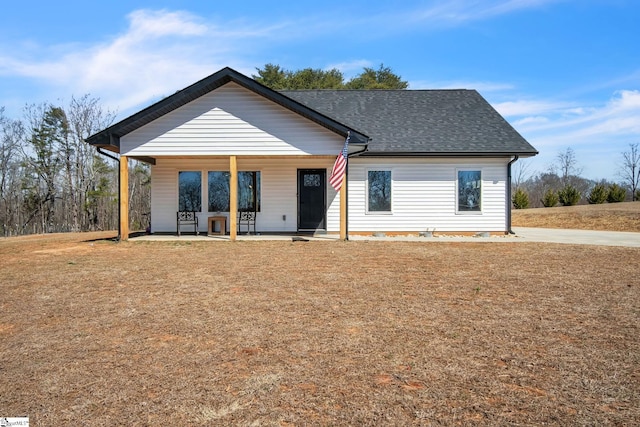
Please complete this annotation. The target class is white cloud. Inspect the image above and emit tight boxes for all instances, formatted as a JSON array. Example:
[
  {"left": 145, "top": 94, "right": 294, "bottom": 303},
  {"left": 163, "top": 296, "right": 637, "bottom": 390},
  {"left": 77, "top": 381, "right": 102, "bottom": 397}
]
[
  {"left": 126, "top": 9, "right": 208, "bottom": 38},
  {"left": 513, "top": 116, "right": 549, "bottom": 126},
  {"left": 289, "top": 0, "right": 565, "bottom": 40},
  {"left": 493, "top": 99, "right": 574, "bottom": 117},
  {"left": 610, "top": 89, "right": 640, "bottom": 111},
  {"left": 501, "top": 90, "right": 640, "bottom": 179},
  {"left": 513, "top": 90, "right": 640, "bottom": 135},
  {"left": 405, "top": 0, "right": 562, "bottom": 26},
  {"left": 564, "top": 90, "right": 640, "bottom": 138},
  {"left": 0, "top": 9, "right": 288, "bottom": 116}
]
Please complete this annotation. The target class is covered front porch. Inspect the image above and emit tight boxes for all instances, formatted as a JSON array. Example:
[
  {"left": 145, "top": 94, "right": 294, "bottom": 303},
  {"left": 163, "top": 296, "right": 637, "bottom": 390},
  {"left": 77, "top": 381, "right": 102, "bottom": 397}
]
[{"left": 119, "top": 154, "right": 349, "bottom": 241}]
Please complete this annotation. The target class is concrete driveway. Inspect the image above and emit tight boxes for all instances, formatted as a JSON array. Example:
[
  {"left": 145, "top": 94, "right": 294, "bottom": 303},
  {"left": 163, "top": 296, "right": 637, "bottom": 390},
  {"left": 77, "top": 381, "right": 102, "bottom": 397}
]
[
  {"left": 512, "top": 227, "right": 640, "bottom": 248},
  {"left": 348, "top": 228, "right": 639, "bottom": 247}
]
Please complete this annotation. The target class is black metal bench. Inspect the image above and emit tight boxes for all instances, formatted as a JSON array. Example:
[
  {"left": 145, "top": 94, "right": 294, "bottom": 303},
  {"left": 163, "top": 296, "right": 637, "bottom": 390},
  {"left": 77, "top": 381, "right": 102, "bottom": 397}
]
[
  {"left": 237, "top": 211, "right": 256, "bottom": 235},
  {"left": 177, "top": 211, "right": 199, "bottom": 236}
]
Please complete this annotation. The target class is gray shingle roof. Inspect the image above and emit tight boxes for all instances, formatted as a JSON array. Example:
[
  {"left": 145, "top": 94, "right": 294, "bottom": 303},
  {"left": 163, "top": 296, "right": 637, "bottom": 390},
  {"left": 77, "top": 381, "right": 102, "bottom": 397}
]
[{"left": 281, "top": 89, "right": 537, "bottom": 157}]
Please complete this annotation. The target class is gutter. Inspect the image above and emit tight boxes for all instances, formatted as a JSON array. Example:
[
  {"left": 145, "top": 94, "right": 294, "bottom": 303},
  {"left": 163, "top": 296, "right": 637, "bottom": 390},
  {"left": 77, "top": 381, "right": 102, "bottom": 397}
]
[
  {"left": 96, "top": 147, "right": 122, "bottom": 241},
  {"left": 358, "top": 151, "right": 537, "bottom": 158},
  {"left": 348, "top": 140, "right": 370, "bottom": 158},
  {"left": 507, "top": 155, "right": 519, "bottom": 234}
]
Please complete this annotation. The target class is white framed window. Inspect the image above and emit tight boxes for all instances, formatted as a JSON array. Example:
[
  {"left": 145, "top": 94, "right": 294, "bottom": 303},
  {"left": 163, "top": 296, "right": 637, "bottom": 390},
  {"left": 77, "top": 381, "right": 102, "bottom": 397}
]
[
  {"left": 367, "top": 169, "right": 392, "bottom": 213},
  {"left": 456, "top": 169, "right": 482, "bottom": 213},
  {"left": 178, "top": 171, "right": 202, "bottom": 212},
  {"left": 207, "top": 171, "right": 261, "bottom": 212}
]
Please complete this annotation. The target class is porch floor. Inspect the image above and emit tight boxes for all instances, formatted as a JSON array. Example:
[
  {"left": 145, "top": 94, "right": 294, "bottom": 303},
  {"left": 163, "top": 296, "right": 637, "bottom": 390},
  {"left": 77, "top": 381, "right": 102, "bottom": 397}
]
[{"left": 129, "top": 232, "right": 341, "bottom": 241}]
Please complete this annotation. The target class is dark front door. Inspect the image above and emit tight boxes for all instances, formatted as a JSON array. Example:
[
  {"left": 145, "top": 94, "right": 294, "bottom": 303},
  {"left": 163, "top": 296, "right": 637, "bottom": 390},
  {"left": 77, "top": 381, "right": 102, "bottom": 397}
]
[{"left": 298, "top": 169, "right": 326, "bottom": 230}]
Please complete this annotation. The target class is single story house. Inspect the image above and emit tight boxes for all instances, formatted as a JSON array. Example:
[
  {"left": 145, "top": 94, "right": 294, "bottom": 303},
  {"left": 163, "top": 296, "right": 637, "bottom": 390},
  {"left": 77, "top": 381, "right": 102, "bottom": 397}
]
[{"left": 86, "top": 67, "right": 537, "bottom": 240}]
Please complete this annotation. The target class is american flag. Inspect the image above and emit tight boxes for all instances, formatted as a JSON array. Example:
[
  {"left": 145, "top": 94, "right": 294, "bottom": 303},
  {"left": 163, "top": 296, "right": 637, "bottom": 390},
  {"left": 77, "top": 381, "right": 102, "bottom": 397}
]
[{"left": 329, "top": 134, "right": 350, "bottom": 191}]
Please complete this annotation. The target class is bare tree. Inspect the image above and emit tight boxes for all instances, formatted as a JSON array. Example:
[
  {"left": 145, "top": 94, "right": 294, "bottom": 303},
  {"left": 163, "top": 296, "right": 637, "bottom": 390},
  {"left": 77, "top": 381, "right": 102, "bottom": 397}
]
[
  {"left": 512, "top": 159, "right": 532, "bottom": 190},
  {"left": 66, "top": 95, "right": 116, "bottom": 230},
  {"left": 129, "top": 161, "right": 151, "bottom": 231},
  {"left": 552, "top": 147, "right": 582, "bottom": 186},
  {"left": 85, "top": 155, "right": 117, "bottom": 231},
  {"left": 618, "top": 142, "right": 640, "bottom": 201},
  {"left": 0, "top": 108, "right": 25, "bottom": 235}
]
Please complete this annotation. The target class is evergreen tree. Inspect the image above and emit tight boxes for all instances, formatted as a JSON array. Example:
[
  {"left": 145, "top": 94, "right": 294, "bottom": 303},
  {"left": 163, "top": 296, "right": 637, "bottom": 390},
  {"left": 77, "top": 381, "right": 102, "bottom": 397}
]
[
  {"left": 607, "top": 183, "right": 626, "bottom": 203},
  {"left": 253, "top": 64, "right": 292, "bottom": 90},
  {"left": 587, "top": 183, "right": 608, "bottom": 204},
  {"left": 22, "top": 104, "right": 68, "bottom": 231},
  {"left": 512, "top": 188, "right": 529, "bottom": 209},
  {"left": 542, "top": 189, "right": 559, "bottom": 207},
  {"left": 344, "top": 64, "right": 408, "bottom": 89},
  {"left": 253, "top": 63, "right": 407, "bottom": 90},
  {"left": 558, "top": 184, "right": 581, "bottom": 206},
  {"left": 287, "top": 68, "right": 344, "bottom": 89}
]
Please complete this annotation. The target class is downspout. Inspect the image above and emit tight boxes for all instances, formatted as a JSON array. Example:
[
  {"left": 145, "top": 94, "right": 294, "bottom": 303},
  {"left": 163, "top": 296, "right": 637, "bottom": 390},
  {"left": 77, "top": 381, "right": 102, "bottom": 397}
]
[
  {"left": 345, "top": 140, "right": 370, "bottom": 240},
  {"left": 507, "top": 155, "right": 519, "bottom": 235},
  {"left": 96, "top": 147, "right": 121, "bottom": 241}
]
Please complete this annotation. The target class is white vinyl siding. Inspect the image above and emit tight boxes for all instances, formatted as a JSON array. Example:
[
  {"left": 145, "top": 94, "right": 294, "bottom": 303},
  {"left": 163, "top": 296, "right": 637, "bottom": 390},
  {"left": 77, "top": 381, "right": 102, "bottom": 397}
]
[
  {"left": 150, "top": 157, "right": 509, "bottom": 234},
  {"left": 121, "top": 82, "right": 341, "bottom": 157},
  {"left": 347, "top": 158, "right": 509, "bottom": 233},
  {"left": 150, "top": 158, "right": 340, "bottom": 234}
]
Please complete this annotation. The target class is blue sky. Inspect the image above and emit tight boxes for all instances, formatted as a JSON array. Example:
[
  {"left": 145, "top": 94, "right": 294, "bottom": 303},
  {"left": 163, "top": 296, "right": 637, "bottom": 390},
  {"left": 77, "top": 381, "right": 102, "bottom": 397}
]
[{"left": 1, "top": 0, "right": 639, "bottom": 181}]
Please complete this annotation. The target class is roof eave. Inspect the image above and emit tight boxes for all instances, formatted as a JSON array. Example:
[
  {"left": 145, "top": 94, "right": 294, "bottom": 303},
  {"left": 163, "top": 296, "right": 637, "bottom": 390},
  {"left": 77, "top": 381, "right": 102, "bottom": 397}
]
[{"left": 356, "top": 150, "right": 539, "bottom": 158}]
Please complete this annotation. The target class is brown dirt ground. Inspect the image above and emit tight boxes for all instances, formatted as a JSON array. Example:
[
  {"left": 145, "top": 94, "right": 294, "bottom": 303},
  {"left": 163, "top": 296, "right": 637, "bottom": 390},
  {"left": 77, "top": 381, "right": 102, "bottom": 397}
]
[
  {"left": 0, "top": 210, "right": 639, "bottom": 425},
  {"left": 512, "top": 201, "right": 640, "bottom": 232}
]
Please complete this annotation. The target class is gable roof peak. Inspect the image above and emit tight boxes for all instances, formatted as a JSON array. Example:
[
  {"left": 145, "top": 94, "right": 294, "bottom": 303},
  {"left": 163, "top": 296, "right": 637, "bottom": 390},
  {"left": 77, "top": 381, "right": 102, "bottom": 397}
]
[{"left": 85, "top": 67, "right": 367, "bottom": 150}]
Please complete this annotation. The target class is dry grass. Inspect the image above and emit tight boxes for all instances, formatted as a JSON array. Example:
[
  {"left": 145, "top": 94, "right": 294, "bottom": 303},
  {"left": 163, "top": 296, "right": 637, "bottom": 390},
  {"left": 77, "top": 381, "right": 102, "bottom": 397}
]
[
  {"left": 513, "top": 201, "right": 640, "bottom": 232},
  {"left": 1, "top": 208, "right": 639, "bottom": 425}
]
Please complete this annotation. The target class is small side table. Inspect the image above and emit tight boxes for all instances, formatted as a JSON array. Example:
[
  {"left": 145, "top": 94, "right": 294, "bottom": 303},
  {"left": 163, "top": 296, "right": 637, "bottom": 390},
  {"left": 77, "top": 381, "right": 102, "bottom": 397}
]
[{"left": 207, "top": 216, "right": 226, "bottom": 236}]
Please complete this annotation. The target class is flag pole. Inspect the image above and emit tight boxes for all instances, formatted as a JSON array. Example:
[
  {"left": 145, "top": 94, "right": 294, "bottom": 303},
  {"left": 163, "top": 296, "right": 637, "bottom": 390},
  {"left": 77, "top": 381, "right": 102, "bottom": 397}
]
[
  {"left": 340, "top": 131, "right": 350, "bottom": 240},
  {"left": 345, "top": 152, "right": 349, "bottom": 240},
  {"left": 340, "top": 172, "right": 347, "bottom": 240},
  {"left": 329, "top": 131, "right": 350, "bottom": 241}
]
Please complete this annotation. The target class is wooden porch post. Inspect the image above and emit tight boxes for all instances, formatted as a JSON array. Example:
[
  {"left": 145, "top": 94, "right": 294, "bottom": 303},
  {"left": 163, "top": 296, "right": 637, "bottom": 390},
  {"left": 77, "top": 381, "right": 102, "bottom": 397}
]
[
  {"left": 340, "top": 174, "right": 347, "bottom": 240},
  {"left": 229, "top": 155, "right": 238, "bottom": 241},
  {"left": 119, "top": 155, "right": 129, "bottom": 241}
]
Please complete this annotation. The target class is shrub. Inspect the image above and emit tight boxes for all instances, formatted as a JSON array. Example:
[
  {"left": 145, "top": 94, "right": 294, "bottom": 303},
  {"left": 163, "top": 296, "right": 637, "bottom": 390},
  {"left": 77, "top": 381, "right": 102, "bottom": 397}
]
[
  {"left": 587, "top": 183, "right": 608, "bottom": 204},
  {"left": 512, "top": 188, "right": 529, "bottom": 209},
  {"left": 607, "top": 184, "right": 626, "bottom": 203},
  {"left": 541, "top": 189, "right": 559, "bottom": 207},
  {"left": 558, "top": 184, "right": 581, "bottom": 206}
]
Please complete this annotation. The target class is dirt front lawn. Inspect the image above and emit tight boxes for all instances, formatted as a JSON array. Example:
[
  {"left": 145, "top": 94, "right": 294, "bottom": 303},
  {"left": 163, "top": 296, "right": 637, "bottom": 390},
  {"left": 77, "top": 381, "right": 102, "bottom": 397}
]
[{"left": 1, "top": 232, "right": 639, "bottom": 425}]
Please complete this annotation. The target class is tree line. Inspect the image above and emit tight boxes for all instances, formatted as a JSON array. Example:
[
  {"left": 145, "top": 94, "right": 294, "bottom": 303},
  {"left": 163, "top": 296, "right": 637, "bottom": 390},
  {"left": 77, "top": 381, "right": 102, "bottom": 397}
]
[
  {"left": 512, "top": 146, "right": 640, "bottom": 209},
  {"left": 0, "top": 96, "right": 150, "bottom": 236},
  {"left": 252, "top": 63, "right": 408, "bottom": 90}
]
